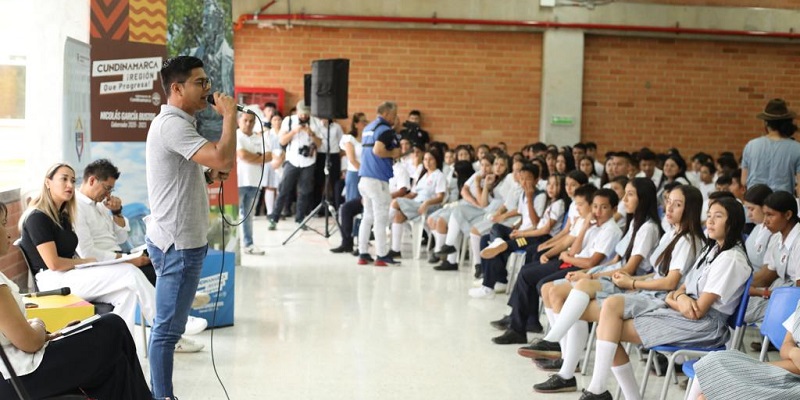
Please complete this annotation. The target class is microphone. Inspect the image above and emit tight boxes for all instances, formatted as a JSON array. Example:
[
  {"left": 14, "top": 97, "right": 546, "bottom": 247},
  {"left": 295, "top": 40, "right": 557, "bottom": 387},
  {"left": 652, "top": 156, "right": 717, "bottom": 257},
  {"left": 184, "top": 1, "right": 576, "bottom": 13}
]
[
  {"left": 24, "top": 287, "right": 71, "bottom": 298},
  {"left": 206, "top": 95, "right": 255, "bottom": 115}
]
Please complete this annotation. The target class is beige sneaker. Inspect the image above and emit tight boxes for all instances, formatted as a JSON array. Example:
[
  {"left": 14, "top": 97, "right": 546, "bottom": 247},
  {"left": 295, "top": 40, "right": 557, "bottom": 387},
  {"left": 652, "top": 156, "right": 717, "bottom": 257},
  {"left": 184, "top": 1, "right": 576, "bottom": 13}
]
[
  {"left": 175, "top": 336, "right": 204, "bottom": 353},
  {"left": 191, "top": 292, "right": 211, "bottom": 309}
]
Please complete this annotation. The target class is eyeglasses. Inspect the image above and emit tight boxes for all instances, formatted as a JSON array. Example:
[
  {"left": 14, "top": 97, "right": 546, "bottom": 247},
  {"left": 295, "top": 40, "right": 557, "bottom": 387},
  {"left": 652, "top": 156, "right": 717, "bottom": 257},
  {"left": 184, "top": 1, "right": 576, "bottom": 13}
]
[
  {"left": 101, "top": 183, "right": 115, "bottom": 193},
  {"left": 178, "top": 78, "right": 212, "bottom": 90}
]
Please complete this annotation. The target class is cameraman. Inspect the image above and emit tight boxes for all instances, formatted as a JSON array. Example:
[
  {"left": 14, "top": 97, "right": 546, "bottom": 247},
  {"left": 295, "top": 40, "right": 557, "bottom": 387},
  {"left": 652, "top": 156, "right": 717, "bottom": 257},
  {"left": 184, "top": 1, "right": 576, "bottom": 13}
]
[
  {"left": 399, "top": 110, "right": 430, "bottom": 147},
  {"left": 268, "top": 100, "right": 322, "bottom": 229}
]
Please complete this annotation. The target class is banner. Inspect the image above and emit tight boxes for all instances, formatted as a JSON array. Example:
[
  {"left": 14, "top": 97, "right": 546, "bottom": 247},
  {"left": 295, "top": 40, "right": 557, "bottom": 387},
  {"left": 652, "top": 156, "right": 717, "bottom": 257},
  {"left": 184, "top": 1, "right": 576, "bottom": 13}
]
[
  {"left": 90, "top": 0, "right": 167, "bottom": 141},
  {"left": 63, "top": 38, "right": 92, "bottom": 171}
]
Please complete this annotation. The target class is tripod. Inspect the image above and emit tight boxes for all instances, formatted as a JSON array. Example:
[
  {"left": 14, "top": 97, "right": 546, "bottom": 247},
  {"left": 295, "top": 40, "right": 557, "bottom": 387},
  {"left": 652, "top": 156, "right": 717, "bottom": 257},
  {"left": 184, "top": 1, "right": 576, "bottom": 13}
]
[{"left": 283, "top": 119, "right": 341, "bottom": 245}]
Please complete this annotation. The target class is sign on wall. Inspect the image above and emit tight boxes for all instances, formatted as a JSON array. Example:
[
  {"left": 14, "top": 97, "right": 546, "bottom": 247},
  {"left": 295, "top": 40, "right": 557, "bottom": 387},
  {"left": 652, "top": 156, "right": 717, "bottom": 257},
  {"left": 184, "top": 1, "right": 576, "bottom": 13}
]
[
  {"left": 63, "top": 38, "right": 91, "bottom": 171},
  {"left": 89, "top": 0, "right": 167, "bottom": 141}
]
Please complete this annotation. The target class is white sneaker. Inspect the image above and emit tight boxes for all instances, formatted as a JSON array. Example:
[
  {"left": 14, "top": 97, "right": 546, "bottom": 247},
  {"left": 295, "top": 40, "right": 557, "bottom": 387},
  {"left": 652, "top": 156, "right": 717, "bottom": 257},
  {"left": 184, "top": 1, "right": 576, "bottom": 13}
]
[
  {"left": 468, "top": 286, "right": 495, "bottom": 299},
  {"left": 184, "top": 316, "right": 208, "bottom": 335},
  {"left": 480, "top": 238, "right": 508, "bottom": 259},
  {"left": 244, "top": 245, "right": 265, "bottom": 255},
  {"left": 175, "top": 336, "right": 204, "bottom": 353},
  {"left": 494, "top": 282, "right": 508, "bottom": 294},
  {"left": 473, "top": 278, "right": 484, "bottom": 287},
  {"left": 192, "top": 292, "right": 211, "bottom": 309}
]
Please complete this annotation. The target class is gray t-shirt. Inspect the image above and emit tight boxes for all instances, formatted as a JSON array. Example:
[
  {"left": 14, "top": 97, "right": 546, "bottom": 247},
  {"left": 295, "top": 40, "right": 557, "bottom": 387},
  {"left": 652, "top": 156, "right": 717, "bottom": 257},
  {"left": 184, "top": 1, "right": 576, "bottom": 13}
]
[
  {"left": 145, "top": 105, "right": 209, "bottom": 251},
  {"left": 742, "top": 136, "right": 800, "bottom": 193}
]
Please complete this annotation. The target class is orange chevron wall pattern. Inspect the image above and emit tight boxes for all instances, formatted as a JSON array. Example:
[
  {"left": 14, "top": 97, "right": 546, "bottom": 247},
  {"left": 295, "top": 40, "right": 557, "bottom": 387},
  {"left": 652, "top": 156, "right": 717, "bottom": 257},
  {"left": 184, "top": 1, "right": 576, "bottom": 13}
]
[
  {"left": 130, "top": 0, "right": 166, "bottom": 45},
  {"left": 91, "top": 0, "right": 129, "bottom": 40}
]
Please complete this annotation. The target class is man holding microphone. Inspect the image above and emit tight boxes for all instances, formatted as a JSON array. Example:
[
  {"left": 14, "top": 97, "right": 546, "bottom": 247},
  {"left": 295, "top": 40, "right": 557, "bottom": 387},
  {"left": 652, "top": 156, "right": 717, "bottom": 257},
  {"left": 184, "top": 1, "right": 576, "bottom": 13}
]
[{"left": 145, "top": 56, "right": 237, "bottom": 400}]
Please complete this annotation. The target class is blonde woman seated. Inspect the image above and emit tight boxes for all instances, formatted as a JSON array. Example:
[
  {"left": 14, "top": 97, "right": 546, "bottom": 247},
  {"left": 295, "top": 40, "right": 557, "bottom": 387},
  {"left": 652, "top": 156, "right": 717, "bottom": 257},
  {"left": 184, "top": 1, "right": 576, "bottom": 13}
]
[{"left": 0, "top": 201, "right": 150, "bottom": 399}]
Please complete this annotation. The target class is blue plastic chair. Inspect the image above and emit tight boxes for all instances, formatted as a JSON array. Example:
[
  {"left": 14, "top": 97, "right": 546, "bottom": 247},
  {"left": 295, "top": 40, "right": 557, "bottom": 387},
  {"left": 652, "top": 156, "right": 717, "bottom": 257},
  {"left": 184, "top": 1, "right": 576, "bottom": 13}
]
[
  {"left": 639, "top": 274, "right": 754, "bottom": 400},
  {"left": 758, "top": 287, "right": 800, "bottom": 361}
]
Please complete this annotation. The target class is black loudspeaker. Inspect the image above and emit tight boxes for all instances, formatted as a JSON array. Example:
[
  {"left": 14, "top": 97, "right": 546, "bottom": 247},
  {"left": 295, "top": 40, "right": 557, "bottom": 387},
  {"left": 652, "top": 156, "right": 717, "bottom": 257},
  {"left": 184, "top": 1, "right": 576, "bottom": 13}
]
[
  {"left": 303, "top": 74, "right": 312, "bottom": 108},
  {"left": 311, "top": 59, "right": 349, "bottom": 120}
]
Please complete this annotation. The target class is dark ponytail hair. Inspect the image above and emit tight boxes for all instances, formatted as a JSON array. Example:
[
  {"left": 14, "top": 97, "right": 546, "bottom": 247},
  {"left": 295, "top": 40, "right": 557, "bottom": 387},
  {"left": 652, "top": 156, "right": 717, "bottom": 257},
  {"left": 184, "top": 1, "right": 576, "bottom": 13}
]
[
  {"left": 766, "top": 119, "right": 799, "bottom": 138},
  {"left": 763, "top": 191, "right": 800, "bottom": 225},
  {"left": 698, "top": 196, "right": 746, "bottom": 266},
  {"left": 656, "top": 185, "right": 704, "bottom": 277},
  {"left": 743, "top": 184, "right": 773, "bottom": 207},
  {"left": 623, "top": 178, "right": 662, "bottom": 262}
]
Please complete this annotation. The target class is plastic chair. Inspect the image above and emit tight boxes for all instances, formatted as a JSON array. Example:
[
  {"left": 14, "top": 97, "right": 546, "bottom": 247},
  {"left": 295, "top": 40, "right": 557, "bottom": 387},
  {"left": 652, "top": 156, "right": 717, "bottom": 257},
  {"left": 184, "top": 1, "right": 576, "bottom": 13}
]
[
  {"left": 639, "top": 274, "right": 754, "bottom": 400},
  {"left": 758, "top": 287, "right": 800, "bottom": 361},
  {"left": 458, "top": 234, "right": 470, "bottom": 266},
  {"left": 409, "top": 218, "right": 428, "bottom": 259},
  {"left": 505, "top": 250, "right": 528, "bottom": 296}
]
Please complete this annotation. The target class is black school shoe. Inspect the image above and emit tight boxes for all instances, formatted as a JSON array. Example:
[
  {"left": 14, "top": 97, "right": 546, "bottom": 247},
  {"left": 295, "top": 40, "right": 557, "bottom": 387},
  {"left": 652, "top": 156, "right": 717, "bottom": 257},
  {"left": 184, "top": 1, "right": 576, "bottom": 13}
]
[
  {"left": 491, "top": 329, "right": 527, "bottom": 345},
  {"left": 330, "top": 244, "right": 353, "bottom": 253},
  {"left": 435, "top": 244, "right": 457, "bottom": 257},
  {"left": 473, "top": 264, "right": 482, "bottom": 279},
  {"left": 490, "top": 315, "right": 511, "bottom": 330},
  {"left": 434, "top": 260, "right": 458, "bottom": 271},
  {"left": 387, "top": 250, "right": 402, "bottom": 259},
  {"left": 579, "top": 389, "right": 612, "bottom": 400},
  {"left": 518, "top": 339, "right": 562, "bottom": 359},
  {"left": 533, "top": 374, "right": 577, "bottom": 393}
]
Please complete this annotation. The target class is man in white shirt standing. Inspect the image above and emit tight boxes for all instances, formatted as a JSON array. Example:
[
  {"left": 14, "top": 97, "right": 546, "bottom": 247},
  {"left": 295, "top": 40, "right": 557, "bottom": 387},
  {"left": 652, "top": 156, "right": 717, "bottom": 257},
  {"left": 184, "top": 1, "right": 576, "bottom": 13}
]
[
  {"left": 313, "top": 118, "right": 344, "bottom": 213},
  {"left": 74, "top": 159, "right": 208, "bottom": 353},
  {"left": 236, "top": 110, "right": 271, "bottom": 254},
  {"left": 268, "top": 100, "right": 322, "bottom": 229}
]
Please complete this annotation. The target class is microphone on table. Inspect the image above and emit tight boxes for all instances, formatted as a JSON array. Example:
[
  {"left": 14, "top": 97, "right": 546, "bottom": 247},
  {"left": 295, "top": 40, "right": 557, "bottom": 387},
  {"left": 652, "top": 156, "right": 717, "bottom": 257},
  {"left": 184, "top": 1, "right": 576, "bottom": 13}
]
[
  {"left": 206, "top": 94, "right": 255, "bottom": 115},
  {"left": 24, "top": 287, "right": 71, "bottom": 298}
]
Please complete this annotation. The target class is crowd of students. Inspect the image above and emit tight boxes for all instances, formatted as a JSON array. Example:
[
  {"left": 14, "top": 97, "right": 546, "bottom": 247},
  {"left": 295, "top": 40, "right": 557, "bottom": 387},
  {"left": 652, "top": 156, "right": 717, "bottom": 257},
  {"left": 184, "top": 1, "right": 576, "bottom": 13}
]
[{"left": 320, "top": 98, "right": 800, "bottom": 399}]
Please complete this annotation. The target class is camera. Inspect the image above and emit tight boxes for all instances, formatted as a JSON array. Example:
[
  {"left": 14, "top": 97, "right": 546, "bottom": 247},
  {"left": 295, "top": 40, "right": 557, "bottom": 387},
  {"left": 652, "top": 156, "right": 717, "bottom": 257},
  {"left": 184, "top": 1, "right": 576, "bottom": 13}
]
[
  {"left": 299, "top": 145, "right": 312, "bottom": 157},
  {"left": 298, "top": 117, "right": 310, "bottom": 127},
  {"left": 263, "top": 121, "right": 272, "bottom": 129},
  {"left": 403, "top": 121, "right": 420, "bottom": 132}
]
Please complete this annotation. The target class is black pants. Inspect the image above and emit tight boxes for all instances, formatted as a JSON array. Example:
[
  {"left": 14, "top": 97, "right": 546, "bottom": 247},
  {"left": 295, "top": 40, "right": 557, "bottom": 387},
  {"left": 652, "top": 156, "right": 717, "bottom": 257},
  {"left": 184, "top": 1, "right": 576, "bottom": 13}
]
[
  {"left": 507, "top": 259, "right": 580, "bottom": 333},
  {"left": 338, "top": 199, "right": 364, "bottom": 248},
  {"left": 312, "top": 153, "right": 341, "bottom": 212},
  {"left": 0, "top": 313, "right": 150, "bottom": 400},
  {"left": 270, "top": 162, "right": 315, "bottom": 224},
  {"left": 481, "top": 224, "right": 548, "bottom": 289}
]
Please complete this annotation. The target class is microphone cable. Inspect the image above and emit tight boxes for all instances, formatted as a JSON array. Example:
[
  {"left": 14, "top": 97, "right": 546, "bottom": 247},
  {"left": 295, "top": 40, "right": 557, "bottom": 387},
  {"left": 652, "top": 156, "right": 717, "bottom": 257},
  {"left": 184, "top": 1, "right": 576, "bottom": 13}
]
[{"left": 208, "top": 112, "right": 268, "bottom": 400}]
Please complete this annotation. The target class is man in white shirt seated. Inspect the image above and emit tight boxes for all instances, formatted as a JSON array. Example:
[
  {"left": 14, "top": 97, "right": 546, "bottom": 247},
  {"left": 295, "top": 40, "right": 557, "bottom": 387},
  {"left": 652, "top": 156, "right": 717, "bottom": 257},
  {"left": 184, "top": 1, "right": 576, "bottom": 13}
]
[{"left": 74, "top": 159, "right": 210, "bottom": 353}]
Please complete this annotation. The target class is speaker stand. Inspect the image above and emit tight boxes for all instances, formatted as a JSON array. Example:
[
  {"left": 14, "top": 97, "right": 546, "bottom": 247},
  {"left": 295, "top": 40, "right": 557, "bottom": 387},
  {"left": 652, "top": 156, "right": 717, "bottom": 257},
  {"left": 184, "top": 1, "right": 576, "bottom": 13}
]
[{"left": 283, "top": 120, "right": 342, "bottom": 245}]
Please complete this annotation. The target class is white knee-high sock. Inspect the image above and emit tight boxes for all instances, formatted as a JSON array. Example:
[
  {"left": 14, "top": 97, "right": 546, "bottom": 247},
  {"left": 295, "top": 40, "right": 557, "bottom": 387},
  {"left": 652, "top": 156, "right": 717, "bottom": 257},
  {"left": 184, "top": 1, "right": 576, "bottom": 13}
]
[
  {"left": 433, "top": 232, "right": 446, "bottom": 252},
  {"left": 612, "top": 362, "right": 641, "bottom": 400},
  {"left": 544, "top": 290, "right": 591, "bottom": 342},
  {"left": 558, "top": 320, "right": 589, "bottom": 380},
  {"left": 544, "top": 308, "right": 556, "bottom": 327},
  {"left": 586, "top": 339, "right": 618, "bottom": 395},
  {"left": 265, "top": 190, "right": 276, "bottom": 215},
  {"left": 686, "top": 378, "right": 702, "bottom": 400},
  {"left": 470, "top": 233, "right": 481, "bottom": 264},
  {"left": 445, "top": 215, "right": 460, "bottom": 245},
  {"left": 446, "top": 235, "right": 460, "bottom": 263},
  {"left": 391, "top": 223, "right": 404, "bottom": 252}
]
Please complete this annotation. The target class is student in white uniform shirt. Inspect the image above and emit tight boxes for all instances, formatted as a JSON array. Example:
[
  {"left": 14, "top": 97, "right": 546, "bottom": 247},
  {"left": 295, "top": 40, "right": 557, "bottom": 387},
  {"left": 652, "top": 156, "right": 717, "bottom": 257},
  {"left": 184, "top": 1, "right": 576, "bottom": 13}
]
[
  {"left": 312, "top": 118, "right": 345, "bottom": 211},
  {"left": 697, "top": 161, "right": 718, "bottom": 202},
  {"left": 389, "top": 150, "right": 447, "bottom": 258},
  {"left": 635, "top": 149, "right": 663, "bottom": 192},
  {"left": 529, "top": 184, "right": 705, "bottom": 394},
  {"left": 339, "top": 112, "right": 367, "bottom": 202},
  {"left": 745, "top": 191, "right": 800, "bottom": 325},
  {"left": 743, "top": 184, "right": 775, "bottom": 272},
  {"left": 581, "top": 196, "right": 751, "bottom": 400}
]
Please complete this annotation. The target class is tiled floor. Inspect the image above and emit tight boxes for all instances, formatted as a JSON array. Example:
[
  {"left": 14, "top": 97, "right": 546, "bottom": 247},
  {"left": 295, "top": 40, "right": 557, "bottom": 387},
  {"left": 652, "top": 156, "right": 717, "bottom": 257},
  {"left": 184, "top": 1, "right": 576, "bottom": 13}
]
[{"left": 134, "top": 216, "right": 764, "bottom": 399}]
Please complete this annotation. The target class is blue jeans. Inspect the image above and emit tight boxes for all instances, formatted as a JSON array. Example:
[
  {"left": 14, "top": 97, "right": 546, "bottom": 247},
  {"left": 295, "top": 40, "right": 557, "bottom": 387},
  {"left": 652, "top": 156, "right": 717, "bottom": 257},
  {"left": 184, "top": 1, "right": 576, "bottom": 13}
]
[
  {"left": 238, "top": 186, "right": 260, "bottom": 247},
  {"left": 344, "top": 170, "right": 361, "bottom": 202},
  {"left": 146, "top": 239, "right": 208, "bottom": 400}
]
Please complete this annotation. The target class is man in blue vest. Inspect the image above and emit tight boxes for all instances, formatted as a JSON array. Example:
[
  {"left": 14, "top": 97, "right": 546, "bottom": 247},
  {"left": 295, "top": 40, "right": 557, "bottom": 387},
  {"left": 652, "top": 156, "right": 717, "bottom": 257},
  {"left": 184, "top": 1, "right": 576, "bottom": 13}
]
[{"left": 358, "top": 102, "right": 402, "bottom": 266}]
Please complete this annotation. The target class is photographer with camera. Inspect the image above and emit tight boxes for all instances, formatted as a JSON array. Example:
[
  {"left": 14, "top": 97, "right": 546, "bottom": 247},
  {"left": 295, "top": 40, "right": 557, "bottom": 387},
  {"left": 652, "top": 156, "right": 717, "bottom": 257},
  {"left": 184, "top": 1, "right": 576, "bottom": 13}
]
[
  {"left": 268, "top": 100, "right": 323, "bottom": 230},
  {"left": 399, "top": 110, "right": 430, "bottom": 147}
]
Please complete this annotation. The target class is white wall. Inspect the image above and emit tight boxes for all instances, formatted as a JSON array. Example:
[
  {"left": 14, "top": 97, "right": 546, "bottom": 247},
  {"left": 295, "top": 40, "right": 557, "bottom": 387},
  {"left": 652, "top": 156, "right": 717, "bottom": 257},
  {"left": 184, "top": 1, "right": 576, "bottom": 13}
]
[{"left": 0, "top": 0, "right": 89, "bottom": 192}]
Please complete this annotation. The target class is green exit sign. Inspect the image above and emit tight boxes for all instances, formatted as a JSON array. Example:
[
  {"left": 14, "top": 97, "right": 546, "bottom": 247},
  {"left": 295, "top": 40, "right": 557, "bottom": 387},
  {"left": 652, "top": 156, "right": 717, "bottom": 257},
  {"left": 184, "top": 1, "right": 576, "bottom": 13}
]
[{"left": 551, "top": 116, "right": 574, "bottom": 126}]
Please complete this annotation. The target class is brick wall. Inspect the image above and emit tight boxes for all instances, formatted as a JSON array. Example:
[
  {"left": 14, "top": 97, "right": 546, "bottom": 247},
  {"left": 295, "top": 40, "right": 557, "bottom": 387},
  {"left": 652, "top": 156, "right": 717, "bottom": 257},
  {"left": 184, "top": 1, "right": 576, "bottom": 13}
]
[
  {"left": 582, "top": 35, "right": 800, "bottom": 159},
  {"left": 0, "top": 200, "right": 28, "bottom": 288},
  {"left": 620, "top": 0, "right": 800, "bottom": 9},
  {"left": 234, "top": 25, "right": 542, "bottom": 150}
]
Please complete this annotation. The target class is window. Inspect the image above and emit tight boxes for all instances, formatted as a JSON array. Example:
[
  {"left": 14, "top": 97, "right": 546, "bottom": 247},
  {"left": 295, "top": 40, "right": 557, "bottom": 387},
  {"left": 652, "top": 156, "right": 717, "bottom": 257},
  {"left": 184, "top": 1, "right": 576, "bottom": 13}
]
[{"left": 0, "top": 57, "right": 25, "bottom": 120}]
